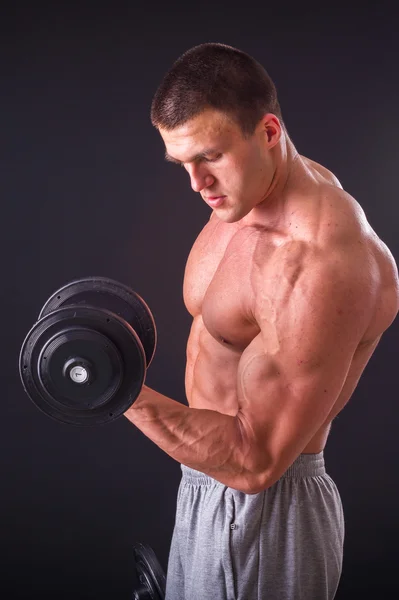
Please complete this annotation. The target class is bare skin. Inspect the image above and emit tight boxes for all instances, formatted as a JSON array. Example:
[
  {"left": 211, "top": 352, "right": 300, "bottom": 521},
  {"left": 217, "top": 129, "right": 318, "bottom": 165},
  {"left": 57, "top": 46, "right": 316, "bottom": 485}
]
[{"left": 125, "top": 109, "right": 399, "bottom": 494}]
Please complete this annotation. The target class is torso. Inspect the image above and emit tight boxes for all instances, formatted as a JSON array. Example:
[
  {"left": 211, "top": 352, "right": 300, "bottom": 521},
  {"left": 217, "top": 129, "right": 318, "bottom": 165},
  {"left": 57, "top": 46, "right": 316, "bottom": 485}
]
[{"left": 183, "top": 156, "right": 399, "bottom": 454}]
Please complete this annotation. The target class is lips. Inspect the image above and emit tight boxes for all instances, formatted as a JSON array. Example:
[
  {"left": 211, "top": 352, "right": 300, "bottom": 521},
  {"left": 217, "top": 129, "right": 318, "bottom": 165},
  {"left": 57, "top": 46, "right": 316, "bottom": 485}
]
[{"left": 204, "top": 195, "right": 226, "bottom": 208}]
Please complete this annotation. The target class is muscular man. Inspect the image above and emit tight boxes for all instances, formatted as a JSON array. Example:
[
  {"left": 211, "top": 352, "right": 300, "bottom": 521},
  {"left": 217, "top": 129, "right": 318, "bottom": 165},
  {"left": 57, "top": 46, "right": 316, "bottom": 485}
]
[{"left": 125, "top": 43, "right": 399, "bottom": 599}]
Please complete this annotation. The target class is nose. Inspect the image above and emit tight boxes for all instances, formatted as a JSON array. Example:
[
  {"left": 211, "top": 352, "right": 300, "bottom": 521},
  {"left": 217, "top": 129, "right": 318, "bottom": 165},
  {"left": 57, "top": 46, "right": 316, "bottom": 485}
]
[{"left": 187, "top": 165, "right": 215, "bottom": 193}]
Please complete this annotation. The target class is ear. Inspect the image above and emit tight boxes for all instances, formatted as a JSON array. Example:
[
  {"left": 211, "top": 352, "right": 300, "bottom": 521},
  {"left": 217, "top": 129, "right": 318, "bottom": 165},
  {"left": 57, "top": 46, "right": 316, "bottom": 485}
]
[{"left": 259, "top": 113, "right": 282, "bottom": 148}]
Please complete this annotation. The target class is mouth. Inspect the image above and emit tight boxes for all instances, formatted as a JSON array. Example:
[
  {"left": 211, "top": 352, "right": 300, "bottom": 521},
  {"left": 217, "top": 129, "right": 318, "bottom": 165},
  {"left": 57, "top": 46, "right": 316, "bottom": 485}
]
[{"left": 204, "top": 195, "right": 226, "bottom": 208}]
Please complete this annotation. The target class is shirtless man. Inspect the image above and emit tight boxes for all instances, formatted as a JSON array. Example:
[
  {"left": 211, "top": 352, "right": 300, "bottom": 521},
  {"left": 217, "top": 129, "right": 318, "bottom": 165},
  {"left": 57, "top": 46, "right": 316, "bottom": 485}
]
[{"left": 125, "top": 43, "right": 399, "bottom": 599}]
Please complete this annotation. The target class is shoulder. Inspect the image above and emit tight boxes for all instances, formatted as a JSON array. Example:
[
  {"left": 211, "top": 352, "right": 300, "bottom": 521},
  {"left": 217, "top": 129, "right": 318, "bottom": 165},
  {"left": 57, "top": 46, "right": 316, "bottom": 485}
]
[
  {"left": 286, "top": 169, "right": 372, "bottom": 255},
  {"left": 251, "top": 193, "right": 377, "bottom": 316},
  {"left": 301, "top": 155, "right": 343, "bottom": 189},
  {"left": 295, "top": 155, "right": 371, "bottom": 243}
]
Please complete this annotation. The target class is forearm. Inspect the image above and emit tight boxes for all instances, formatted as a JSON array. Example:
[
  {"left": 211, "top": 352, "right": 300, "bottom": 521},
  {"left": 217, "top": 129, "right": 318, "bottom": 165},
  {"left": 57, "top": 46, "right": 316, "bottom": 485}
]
[{"left": 124, "top": 384, "right": 253, "bottom": 491}]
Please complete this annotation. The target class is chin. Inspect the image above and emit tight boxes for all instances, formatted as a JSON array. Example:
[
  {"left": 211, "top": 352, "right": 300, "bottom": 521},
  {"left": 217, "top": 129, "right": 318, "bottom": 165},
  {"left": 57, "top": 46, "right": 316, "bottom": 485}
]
[
  {"left": 216, "top": 209, "right": 245, "bottom": 224},
  {"left": 213, "top": 197, "right": 250, "bottom": 223}
]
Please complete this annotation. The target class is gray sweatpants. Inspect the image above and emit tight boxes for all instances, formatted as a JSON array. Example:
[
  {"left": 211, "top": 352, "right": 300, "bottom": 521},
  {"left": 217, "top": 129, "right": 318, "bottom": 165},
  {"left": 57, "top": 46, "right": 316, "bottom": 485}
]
[{"left": 165, "top": 452, "right": 344, "bottom": 600}]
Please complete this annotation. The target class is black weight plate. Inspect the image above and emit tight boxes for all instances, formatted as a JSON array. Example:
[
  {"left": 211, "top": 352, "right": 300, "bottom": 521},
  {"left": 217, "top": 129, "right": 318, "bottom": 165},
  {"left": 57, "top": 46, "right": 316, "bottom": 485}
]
[
  {"left": 19, "top": 306, "right": 146, "bottom": 426},
  {"left": 133, "top": 543, "right": 166, "bottom": 600},
  {"left": 38, "top": 277, "right": 157, "bottom": 369}
]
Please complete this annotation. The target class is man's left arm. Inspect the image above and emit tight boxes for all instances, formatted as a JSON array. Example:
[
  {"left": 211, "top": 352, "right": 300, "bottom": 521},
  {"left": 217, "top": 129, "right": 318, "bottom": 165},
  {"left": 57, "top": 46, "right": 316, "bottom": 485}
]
[{"left": 125, "top": 245, "right": 373, "bottom": 493}]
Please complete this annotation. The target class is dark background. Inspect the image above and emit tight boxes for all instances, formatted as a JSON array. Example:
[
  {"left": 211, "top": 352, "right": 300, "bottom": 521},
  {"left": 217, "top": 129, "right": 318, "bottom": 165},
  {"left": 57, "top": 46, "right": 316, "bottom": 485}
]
[{"left": 1, "top": 2, "right": 398, "bottom": 598}]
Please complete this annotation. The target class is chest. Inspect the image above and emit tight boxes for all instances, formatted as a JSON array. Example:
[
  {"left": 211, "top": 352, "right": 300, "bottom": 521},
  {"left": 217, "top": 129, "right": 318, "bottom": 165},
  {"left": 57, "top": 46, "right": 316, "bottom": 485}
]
[{"left": 183, "top": 220, "right": 272, "bottom": 348}]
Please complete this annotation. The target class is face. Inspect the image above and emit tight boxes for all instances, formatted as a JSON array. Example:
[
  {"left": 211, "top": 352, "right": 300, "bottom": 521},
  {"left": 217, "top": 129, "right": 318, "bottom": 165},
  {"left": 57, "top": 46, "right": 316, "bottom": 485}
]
[{"left": 159, "top": 109, "right": 280, "bottom": 223}]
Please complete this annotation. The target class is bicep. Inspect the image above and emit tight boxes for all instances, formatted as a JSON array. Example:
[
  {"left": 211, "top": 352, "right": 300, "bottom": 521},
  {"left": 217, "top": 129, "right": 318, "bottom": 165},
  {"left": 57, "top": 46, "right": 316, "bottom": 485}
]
[{"left": 236, "top": 250, "right": 373, "bottom": 486}]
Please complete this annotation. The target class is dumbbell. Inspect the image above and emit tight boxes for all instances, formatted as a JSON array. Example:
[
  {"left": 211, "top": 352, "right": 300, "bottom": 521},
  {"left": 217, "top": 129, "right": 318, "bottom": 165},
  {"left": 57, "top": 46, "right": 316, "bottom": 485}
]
[
  {"left": 19, "top": 276, "right": 157, "bottom": 426},
  {"left": 133, "top": 543, "right": 166, "bottom": 600}
]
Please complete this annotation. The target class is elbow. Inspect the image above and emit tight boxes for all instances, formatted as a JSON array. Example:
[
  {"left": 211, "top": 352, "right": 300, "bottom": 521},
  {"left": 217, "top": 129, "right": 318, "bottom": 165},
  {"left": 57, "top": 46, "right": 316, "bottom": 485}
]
[
  {"left": 234, "top": 416, "right": 278, "bottom": 493},
  {"left": 234, "top": 467, "right": 275, "bottom": 495},
  {"left": 235, "top": 478, "right": 271, "bottom": 495},
  {"left": 245, "top": 474, "right": 273, "bottom": 495},
  {"left": 241, "top": 458, "right": 294, "bottom": 494}
]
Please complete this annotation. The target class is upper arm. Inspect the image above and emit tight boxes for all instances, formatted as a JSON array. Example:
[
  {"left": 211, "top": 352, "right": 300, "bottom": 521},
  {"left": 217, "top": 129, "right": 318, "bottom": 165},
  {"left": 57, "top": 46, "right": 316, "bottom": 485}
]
[{"left": 236, "top": 243, "right": 373, "bottom": 491}]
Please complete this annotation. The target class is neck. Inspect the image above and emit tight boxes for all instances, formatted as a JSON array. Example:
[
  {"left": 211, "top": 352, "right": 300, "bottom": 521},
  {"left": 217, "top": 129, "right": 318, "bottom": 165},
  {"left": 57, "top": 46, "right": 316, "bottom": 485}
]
[
  {"left": 264, "top": 132, "right": 299, "bottom": 204},
  {"left": 245, "top": 132, "right": 299, "bottom": 227}
]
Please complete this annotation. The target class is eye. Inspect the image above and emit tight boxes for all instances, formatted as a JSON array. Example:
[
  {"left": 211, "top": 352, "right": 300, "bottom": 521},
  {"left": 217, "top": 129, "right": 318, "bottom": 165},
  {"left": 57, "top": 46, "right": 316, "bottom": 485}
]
[{"left": 205, "top": 154, "right": 222, "bottom": 163}]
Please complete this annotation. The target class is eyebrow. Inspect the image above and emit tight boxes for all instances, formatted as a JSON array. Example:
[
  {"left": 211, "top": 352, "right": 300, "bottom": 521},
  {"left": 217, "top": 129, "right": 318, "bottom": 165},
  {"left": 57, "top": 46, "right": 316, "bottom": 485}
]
[{"left": 164, "top": 148, "right": 220, "bottom": 165}]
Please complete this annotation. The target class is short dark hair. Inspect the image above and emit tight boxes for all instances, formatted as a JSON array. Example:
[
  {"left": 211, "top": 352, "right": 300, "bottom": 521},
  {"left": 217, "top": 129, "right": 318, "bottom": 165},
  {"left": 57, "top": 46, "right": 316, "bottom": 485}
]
[{"left": 151, "top": 42, "right": 283, "bottom": 138}]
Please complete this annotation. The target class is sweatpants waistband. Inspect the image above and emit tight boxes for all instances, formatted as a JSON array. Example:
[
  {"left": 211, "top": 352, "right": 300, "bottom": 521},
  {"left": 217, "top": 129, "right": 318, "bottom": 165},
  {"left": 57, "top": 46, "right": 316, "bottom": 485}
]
[{"left": 180, "top": 451, "right": 326, "bottom": 486}]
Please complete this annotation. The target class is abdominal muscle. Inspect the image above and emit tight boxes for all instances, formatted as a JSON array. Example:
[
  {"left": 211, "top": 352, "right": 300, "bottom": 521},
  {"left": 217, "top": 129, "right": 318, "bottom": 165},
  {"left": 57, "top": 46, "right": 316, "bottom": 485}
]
[{"left": 185, "top": 314, "right": 380, "bottom": 455}]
